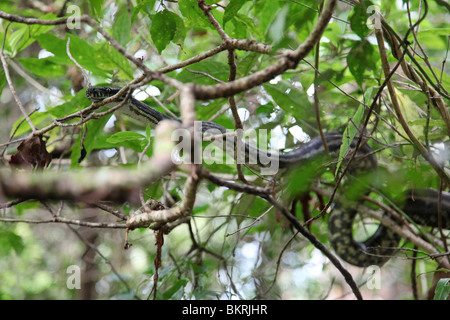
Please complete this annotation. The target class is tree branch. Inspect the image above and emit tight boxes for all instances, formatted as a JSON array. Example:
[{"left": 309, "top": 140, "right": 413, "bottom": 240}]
[
  {"left": 375, "top": 28, "right": 450, "bottom": 188},
  {"left": 0, "top": 120, "right": 180, "bottom": 203},
  {"left": 191, "top": 0, "right": 337, "bottom": 100},
  {"left": 126, "top": 165, "right": 200, "bottom": 229},
  {"left": 0, "top": 10, "right": 89, "bottom": 25},
  {"left": 0, "top": 216, "right": 126, "bottom": 228}
]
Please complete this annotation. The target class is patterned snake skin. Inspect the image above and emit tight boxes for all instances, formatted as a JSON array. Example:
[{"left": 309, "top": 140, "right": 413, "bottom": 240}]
[{"left": 86, "top": 86, "right": 449, "bottom": 267}]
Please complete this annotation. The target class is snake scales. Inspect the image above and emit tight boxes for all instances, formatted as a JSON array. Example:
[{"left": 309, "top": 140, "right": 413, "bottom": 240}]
[{"left": 86, "top": 86, "right": 449, "bottom": 267}]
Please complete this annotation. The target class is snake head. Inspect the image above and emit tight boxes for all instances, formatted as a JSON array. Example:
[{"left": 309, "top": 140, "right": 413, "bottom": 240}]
[{"left": 85, "top": 87, "right": 125, "bottom": 102}]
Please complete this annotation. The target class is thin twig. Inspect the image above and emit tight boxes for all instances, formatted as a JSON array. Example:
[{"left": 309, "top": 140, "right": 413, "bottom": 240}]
[
  {"left": 66, "top": 37, "right": 91, "bottom": 87},
  {"left": 226, "top": 205, "right": 273, "bottom": 237},
  {"left": 8, "top": 60, "right": 63, "bottom": 98},
  {"left": 312, "top": 1, "right": 329, "bottom": 155},
  {"left": 0, "top": 216, "right": 126, "bottom": 228},
  {"left": 375, "top": 28, "right": 450, "bottom": 188},
  {"left": 1, "top": 22, "right": 37, "bottom": 133}
]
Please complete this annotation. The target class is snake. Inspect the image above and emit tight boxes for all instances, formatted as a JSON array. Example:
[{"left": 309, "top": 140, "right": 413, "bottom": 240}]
[{"left": 86, "top": 86, "right": 450, "bottom": 267}]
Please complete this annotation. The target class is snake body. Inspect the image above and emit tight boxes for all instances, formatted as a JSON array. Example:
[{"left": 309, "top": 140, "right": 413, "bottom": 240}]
[{"left": 86, "top": 86, "right": 449, "bottom": 267}]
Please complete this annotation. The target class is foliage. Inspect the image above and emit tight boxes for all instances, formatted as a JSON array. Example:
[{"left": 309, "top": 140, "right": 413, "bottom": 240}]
[
  {"left": 434, "top": 278, "right": 450, "bottom": 300},
  {"left": 0, "top": 0, "right": 448, "bottom": 300}
]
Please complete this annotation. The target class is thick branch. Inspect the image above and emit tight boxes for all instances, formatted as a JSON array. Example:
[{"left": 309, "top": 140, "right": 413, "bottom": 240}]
[
  {"left": 0, "top": 121, "right": 180, "bottom": 203},
  {"left": 200, "top": 167, "right": 270, "bottom": 197},
  {"left": 126, "top": 167, "right": 200, "bottom": 228},
  {"left": 126, "top": 87, "right": 201, "bottom": 228}
]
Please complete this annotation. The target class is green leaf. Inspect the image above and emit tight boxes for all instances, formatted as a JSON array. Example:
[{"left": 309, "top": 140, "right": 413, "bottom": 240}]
[
  {"left": 314, "top": 68, "right": 334, "bottom": 85},
  {"left": 91, "top": 131, "right": 147, "bottom": 154},
  {"left": 47, "top": 89, "right": 91, "bottom": 118},
  {"left": 66, "top": 34, "right": 108, "bottom": 76},
  {"left": 233, "top": 194, "right": 256, "bottom": 223},
  {"left": 347, "top": 40, "right": 377, "bottom": 86},
  {"left": 285, "top": 158, "right": 326, "bottom": 196},
  {"left": 10, "top": 111, "right": 51, "bottom": 137},
  {"left": 113, "top": 9, "right": 132, "bottom": 47},
  {"left": 107, "top": 131, "right": 146, "bottom": 144},
  {"left": 0, "top": 68, "right": 5, "bottom": 92},
  {"left": 36, "top": 33, "right": 72, "bottom": 64},
  {"left": 145, "top": 124, "right": 152, "bottom": 139},
  {"left": 237, "top": 51, "right": 259, "bottom": 77},
  {"left": 179, "top": 0, "right": 213, "bottom": 30},
  {"left": 28, "top": 13, "right": 57, "bottom": 36},
  {"left": 349, "top": 3, "right": 371, "bottom": 39},
  {"left": 90, "top": 0, "right": 106, "bottom": 18},
  {"left": 228, "top": 13, "right": 263, "bottom": 40},
  {"left": 395, "top": 89, "right": 424, "bottom": 139},
  {"left": 173, "top": 13, "right": 187, "bottom": 45},
  {"left": 94, "top": 43, "right": 134, "bottom": 80},
  {"left": 0, "top": 230, "right": 24, "bottom": 256},
  {"left": 37, "top": 33, "right": 108, "bottom": 77},
  {"left": 257, "top": 1, "right": 281, "bottom": 38},
  {"left": 19, "top": 57, "right": 65, "bottom": 77},
  {"left": 6, "top": 26, "right": 27, "bottom": 54},
  {"left": 263, "top": 82, "right": 309, "bottom": 120},
  {"left": 223, "top": 0, "right": 249, "bottom": 26},
  {"left": 435, "top": 0, "right": 450, "bottom": 13},
  {"left": 70, "top": 115, "right": 113, "bottom": 166},
  {"left": 177, "top": 61, "right": 229, "bottom": 85},
  {"left": 38, "top": 33, "right": 108, "bottom": 76},
  {"left": 336, "top": 104, "right": 365, "bottom": 175},
  {"left": 131, "top": 0, "right": 157, "bottom": 22},
  {"left": 195, "top": 99, "right": 225, "bottom": 122},
  {"left": 408, "top": 119, "right": 446, "bottom": 127},
  {"left": 417, "top": 28, "right": 450, "bottom": 39},
  {"left": 162, "top": 278, "right": 189, "bottom": 300},
  {"left": 422, "top": 66, "right": 450, "bottom": 91},
  {"left": 150, "top": 10, "right": 178, "bottom": 53},
  {"left": 7, "top": 14, "right": 56, "bottom": 55},
  {"left": 8, "top": 87, "right": 88, "bottom": 137},
  {"left": 434, "top": 278, "right": 450, "bottom": 300},
  {"left": 268, "top": 5, "right": 289, "bottom": 46}
]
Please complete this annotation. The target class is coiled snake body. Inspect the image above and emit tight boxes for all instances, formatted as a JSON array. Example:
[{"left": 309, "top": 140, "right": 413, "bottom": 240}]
[{"left": 86, "top": 86, "right": 449, "bottom": 267}]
